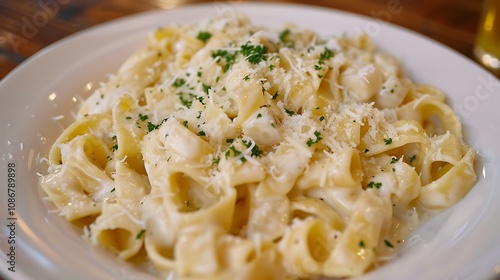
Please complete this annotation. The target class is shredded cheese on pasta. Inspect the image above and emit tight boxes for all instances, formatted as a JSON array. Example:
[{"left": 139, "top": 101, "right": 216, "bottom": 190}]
[{"left": 40, "top": 13, "right": 476, "bottom": 279}]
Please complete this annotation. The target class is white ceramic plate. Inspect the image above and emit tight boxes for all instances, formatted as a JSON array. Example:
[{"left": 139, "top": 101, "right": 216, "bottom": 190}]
[{"left": 1, "top": 3, "right": 499, "bottom": 280}]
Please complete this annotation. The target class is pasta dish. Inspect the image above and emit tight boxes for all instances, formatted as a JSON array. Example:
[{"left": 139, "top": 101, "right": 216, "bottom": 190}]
[{"left": 39, "top": 14, "right": 477, "bottom": 279}]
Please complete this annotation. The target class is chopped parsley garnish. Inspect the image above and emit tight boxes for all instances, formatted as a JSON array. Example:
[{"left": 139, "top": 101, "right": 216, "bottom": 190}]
[
  {"left": 272, "top": 92, "right": 279, "bottom": 100},
  {"left": 110, "top": 188, "right": 115, "bottom": 192},
  {"left": 226, "top": 138, "right": 234, "bottom": 143},
  {"left": 409, "top": 155, "right": 417, "bottom": 163},
  {"left": 197, "top": 130, "right": 206, "bottom": 136},
  {"left": 257, "top": 113, "right": 262, "bottom": 118},
  {"left": 279, "top": 29, "right": 291, "bottom": 42},
  {"left": 269, "top": 64, "right": 275, "bottom": 70},
  {"left": 147, "top": 118, "right": 168, "bottom": 133},
  {"left": 240, "top": 42, "right": 267, "bottom": 64},
  {"left": 226, "top": 146, "right": 246, "bottom": 162},
  {"left": 364, "top": 148, "right": 370, "bottom": 153},
  {"left": 384, "top": 138, "right": 393, "bottom": 145},
  {"left": 147, "top": 122, "right": 160, "bottom": 132},
  {"left": 212, "top": 156, "right": 220, "bottom": 164},
  {"left": 197, "top": 96, "right": 205, "bottom": 105},
  {"left": 242, "top": 140, "right": 263, "bottom": 157},
  {"left": 319, "top": 116, "right": 325, "bottom": 122},
  {"left": 284, "top": 108, "right": 295, "bottom": 116},
  {"left": 136, "top": 229, "right": 146, "bottom": 239},
  {"left": 306, "top": 131, "right": 323, "bottom": 147},
  {"left": 138, "top": 113, "right": 148, "bottom": 121},
  {"left": 243, "top": 74, "right": 250, "bottom": 81},
  {"left": 212, "top": 49, "right": 238, "bottom": 72},
  {"left": 359, "top": 240, "right": 365, "bottom": 248},
  {"left": 314, "top": 65, "right": 322, "bottom": 70},
  {"left": 183, "top": 120, "right": 188, "bottom": 128},
  {"left": 177, "top": 92, "right": 197, "bottom": 108},
  {"left": 390, "top": 157, "right": 398, "bottom": 164},
  {"left": 111, "top": 144, "right": 118, "bottom": 152},
  {"left": 125, "top": 116, "right": 132, "bottom": 120},
  {"left": 196, "top": 111, "right": 202, "bottom": 119},
  {"left": 202, "top": 84, "right": 211, "bottom": 94},
  {"left": 384, "top": 240, "right": 394, "bottom": 248},
  {"left": 173, "top": 78, "right": 186, "bottom": 88},
  {"left": 196, "top": 31, "right": 212, "bottom": 42},
  {"left": 318, "top": 47, "right": 334, "bottom": 64},
  {"left": 367, "top": 181, "right": 382, "bottom": 189}
]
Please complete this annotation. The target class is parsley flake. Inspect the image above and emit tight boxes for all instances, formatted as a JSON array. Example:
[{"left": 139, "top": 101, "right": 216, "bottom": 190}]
[
  {"left": 213, "top": 157, "right": 220, "bottom": 164},
  {"left": 318, "top": 48, "right": 334, "bottom": 64},
  {"left": 202, "top": 84, "right": 211, "bottom": 94},
  {"left": 409, "top": 155, "right": 417, "bottom": 163},
  {"left": 242, "top": 140, "right": 263, "bottom": 157},
  {"left": 367, "top": 181, "right": 382, "bottom": 189},
  {"left": 212, "top": 49, "right": 238, "bottom": 72},
  {"left": 136, "top": 229, "right": 146, "bottom": 239},
  {"left": 240, "top": 42, "right": 267, "bottom": 64},
  {"left": 178, "top": 93, "right": 193, "bottom": 108},
  {"left": 279, "top": 29, "right": 291, "bottom": 42},
  {"left": 196, "top": 31, "right": 212, "bottom": 43},
  {"left": 306, "top": 131, "right": 323, "bottom": 147},
  {"left": 226, "top": 146, "right": 246, "bottom": 162},
  {"left": 284, "top": 108, "right": 295, "bottom": 116},
  {"left": 147, "top": 122, "right": 160, "bottom": 132},
  {"left": 173, "top": 78, "right": 186, "bottom": 88}
]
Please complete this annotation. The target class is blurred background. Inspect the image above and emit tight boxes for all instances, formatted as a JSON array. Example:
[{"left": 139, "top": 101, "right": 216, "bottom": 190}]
[{"left": 0, "top": 0, "right": 498, "bottom": 79}]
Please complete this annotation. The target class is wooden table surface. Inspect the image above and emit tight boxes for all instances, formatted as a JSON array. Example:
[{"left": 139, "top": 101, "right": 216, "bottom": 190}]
[{"left": 0, "top": 0, "right": 488, "bottom": 80}]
